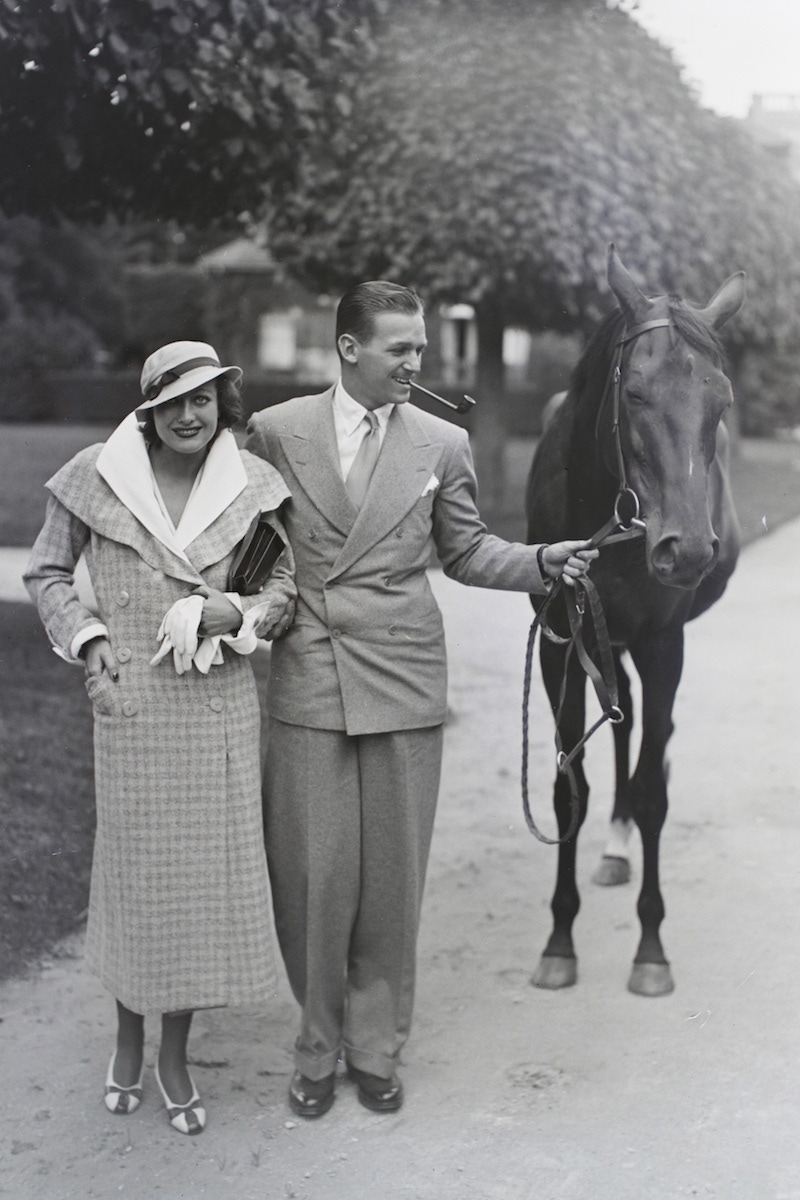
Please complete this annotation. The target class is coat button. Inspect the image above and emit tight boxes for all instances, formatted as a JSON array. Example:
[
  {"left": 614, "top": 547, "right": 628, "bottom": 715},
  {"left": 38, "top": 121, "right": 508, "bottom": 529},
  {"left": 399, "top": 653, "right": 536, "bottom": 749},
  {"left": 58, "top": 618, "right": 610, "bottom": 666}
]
[
  {"left": 115, "top": 647, "right": 132, "bottom": 663},
  {"left": 116, "top": 589, "right": 131, "bottom": 606},
  {"left": 209, "top": 697, "right": 224, "bottom": 712},
  {"left": 122, "top": 700, "right": 138, "bottom": 717},
  {"left": 309, "top": 529, "right": 318, "bottom": 540},
  {"left": 395, "top": 528, "right": 404, "bottom": 538},
  {"left": 331, "top": 628, "right": 341, "bottom": 639},
  {"left": 388, "top": 625, "right": 398, "bottom": 636}
]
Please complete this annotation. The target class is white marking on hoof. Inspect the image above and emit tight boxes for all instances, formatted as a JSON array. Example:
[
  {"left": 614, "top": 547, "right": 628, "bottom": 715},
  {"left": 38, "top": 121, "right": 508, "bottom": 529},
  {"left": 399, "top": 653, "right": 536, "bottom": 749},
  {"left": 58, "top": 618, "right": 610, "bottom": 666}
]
[
  {"left": 628, "top": 961, "right": 675, "bottom": 996},
  {"left": 531, "top": 956, "right": 577, "bottom": 990},
  {"left": 592, "top": 855, "right": 631, "bottom": 887},
  {"left": 603, "top": 817, "right": 633, "bottom": 860}
]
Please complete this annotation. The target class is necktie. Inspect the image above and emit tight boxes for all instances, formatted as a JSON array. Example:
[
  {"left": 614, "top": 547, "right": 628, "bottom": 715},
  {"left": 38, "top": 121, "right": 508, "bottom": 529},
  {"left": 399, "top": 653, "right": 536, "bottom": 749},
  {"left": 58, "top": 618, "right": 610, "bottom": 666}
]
[{"left": 346, "top": 411, "right": 381, "bottom": 507}]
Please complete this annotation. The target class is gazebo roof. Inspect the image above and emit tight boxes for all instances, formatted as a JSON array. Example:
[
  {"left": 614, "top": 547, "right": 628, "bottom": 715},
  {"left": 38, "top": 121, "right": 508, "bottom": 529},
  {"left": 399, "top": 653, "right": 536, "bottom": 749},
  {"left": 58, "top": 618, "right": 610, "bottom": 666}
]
[{"left": 197, "top": 237, "right": 275, "bottom": 274}]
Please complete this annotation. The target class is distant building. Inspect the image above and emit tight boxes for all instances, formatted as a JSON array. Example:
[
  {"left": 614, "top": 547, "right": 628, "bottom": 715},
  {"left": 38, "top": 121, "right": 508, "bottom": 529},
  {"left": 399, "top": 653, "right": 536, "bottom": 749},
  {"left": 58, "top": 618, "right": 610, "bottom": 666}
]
[{"left": 744, "top": 94, "right": 800, "bottom": 183}]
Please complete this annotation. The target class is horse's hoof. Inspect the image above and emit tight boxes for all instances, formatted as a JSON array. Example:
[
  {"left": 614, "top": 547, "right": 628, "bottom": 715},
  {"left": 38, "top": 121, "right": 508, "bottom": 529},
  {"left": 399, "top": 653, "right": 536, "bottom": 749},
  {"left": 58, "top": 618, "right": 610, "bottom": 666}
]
[
  {"left": 531, "top": 955, "right": 577, "bottom": 990},
  {"left": 628, "top": 962, "right": 675, "bottom": 996},
  {"left": 591, "top": 855, "right": 631, "bottom": 887}
]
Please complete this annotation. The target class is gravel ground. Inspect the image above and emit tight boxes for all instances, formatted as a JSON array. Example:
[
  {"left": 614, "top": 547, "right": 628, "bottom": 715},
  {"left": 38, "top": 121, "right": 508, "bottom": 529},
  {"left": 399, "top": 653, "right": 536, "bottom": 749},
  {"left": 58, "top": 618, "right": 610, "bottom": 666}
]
[{"left": 1, "top": 519, "right": 799, "bottom": 1200}]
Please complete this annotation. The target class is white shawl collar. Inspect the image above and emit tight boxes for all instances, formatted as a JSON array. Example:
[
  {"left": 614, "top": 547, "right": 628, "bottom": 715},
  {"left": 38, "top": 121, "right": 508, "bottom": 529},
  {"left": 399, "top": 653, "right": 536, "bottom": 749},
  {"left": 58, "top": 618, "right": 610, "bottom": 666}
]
[{"left": 95, "top": 413, "right": 247, "bottom": 565}]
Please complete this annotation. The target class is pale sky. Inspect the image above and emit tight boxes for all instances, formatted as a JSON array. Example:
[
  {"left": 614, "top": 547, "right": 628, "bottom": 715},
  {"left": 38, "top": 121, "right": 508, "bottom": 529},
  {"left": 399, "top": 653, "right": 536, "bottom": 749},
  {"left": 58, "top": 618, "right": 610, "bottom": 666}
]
[{"left": 627, "top": 0, "right": 800, "bottom": 118}]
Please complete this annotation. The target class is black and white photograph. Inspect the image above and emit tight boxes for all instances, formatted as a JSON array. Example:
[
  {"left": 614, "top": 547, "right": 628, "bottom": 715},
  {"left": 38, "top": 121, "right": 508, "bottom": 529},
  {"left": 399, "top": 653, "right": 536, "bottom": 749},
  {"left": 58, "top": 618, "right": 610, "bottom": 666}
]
[{"left": 1, "top": 2, "right": 799, "bottom": 1197}]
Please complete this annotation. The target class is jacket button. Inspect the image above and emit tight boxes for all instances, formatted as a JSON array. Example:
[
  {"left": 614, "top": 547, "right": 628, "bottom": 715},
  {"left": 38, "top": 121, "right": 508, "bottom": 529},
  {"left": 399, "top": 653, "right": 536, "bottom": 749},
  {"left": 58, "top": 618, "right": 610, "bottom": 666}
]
[
  {"left": 388, "top": 625, "right": 398, "bottom": 636},
  {"left": 122, "top": 700, "right": 138, "bottom": 717},
  {"left": 116, "top": 590, "right": 131, "bottom": 606},
  {"left": 395, "top": 528, "right": 404, "bottom": 538},
  {"left": 331, "top": 629, "right": 341, "bottom": 639},
  {"left": 209, "top": 697, "right": 224, "bottom": 712},
  {"left": 384, "top": 576, "right": 392, "bottom": 587},
  {"left": 309, "top": 529, "right": 318, "bottom": 540},
  {"left": 115, "top": 647, "right": 132, "bottom": 663}
]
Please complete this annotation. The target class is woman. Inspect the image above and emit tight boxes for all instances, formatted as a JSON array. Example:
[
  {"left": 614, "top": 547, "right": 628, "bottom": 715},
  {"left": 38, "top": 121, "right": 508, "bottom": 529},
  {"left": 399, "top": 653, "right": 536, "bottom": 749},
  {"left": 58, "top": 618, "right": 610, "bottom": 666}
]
[{"left": 25, "top": 341, "right": 296, "bottom": 1135}]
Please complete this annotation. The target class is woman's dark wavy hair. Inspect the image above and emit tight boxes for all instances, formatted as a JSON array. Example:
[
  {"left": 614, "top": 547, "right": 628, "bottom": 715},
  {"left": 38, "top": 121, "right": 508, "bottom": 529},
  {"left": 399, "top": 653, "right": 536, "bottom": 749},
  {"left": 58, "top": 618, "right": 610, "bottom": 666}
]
[{"left": 137, "top": 374, "right": 243, "bottom": 448}]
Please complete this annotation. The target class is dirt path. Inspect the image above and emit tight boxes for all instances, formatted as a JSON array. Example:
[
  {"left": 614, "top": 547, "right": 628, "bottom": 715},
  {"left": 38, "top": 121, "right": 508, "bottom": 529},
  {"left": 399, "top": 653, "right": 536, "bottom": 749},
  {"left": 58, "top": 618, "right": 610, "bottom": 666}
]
[{"left": 2, "top": 521, "right": 799, "bottom": 1200}]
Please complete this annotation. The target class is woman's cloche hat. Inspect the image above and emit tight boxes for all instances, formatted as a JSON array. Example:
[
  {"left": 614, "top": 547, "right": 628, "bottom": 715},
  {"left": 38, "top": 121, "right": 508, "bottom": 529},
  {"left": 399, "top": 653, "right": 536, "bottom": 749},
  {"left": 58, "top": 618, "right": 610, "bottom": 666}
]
[{"left": 138, "top": 340, "right": 243, "bottom": 410}]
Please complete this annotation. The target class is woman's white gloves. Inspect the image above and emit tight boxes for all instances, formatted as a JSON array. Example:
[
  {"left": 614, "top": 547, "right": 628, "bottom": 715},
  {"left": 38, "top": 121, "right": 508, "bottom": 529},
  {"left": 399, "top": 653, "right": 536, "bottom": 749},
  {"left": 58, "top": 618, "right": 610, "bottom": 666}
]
[{"left": 151, "top": 595, "right": 262, "bottom": 674}]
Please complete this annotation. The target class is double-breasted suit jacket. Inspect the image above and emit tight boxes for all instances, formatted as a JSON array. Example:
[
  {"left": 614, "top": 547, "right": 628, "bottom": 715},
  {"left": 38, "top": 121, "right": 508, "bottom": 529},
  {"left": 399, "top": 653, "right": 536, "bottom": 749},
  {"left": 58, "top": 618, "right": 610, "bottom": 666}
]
[
  {"left": 246, "top": 388, "right": 550, "bottom": 736},
  {"left": 25, "top": 423, "right": 296, "bottom": 1014},
  {"left": 246, "top": 389, "right": 552, "bottom": 1079}
]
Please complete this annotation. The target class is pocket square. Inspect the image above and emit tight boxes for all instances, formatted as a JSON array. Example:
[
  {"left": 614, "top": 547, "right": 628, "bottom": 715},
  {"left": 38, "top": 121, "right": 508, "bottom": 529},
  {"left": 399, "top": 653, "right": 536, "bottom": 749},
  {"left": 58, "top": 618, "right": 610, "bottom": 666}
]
[{"left": 421, "top": 473, "right": 440, "bottom": 497}]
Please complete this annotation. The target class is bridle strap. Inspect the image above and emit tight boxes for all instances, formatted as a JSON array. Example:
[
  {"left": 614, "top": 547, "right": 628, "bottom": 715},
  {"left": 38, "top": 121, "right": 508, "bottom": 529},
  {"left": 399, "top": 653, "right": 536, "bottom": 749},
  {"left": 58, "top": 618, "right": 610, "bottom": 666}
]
[{"left": 596, "top": 316, "right": 673, "bottom": 502}]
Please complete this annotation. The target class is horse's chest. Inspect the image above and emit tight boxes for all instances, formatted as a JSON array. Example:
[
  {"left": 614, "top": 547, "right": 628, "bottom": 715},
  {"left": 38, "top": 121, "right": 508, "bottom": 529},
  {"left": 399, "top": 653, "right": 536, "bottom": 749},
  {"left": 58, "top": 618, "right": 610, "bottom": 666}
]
[{"left": 594, "top": 560, "right": 689, "bottom": 645}]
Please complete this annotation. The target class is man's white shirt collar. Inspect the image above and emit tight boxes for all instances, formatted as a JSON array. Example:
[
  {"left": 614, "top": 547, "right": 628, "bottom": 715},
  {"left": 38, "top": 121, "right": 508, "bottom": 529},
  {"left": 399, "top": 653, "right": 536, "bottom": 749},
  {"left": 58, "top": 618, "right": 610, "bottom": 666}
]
[{"left": 333, "top": 381, "right": 394, "bottom": 434}]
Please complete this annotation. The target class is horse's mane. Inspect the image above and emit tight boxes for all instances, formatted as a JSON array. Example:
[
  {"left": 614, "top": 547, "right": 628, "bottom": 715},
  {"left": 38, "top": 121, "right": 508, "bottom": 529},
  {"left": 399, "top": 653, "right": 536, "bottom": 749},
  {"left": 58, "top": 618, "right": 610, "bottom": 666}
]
[{"left": 569, "top": 295, "right": 727, "bottom": 413}]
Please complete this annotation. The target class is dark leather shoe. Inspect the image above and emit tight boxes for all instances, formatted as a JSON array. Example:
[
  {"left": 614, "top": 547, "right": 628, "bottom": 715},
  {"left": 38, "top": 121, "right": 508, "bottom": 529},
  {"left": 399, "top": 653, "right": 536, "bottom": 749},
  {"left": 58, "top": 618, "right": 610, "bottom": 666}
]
[
  {"left": 288, "top": 1070, "right": 335, "bottom": 1118},
  {"left": 347, "top": 1064, "right": 404, "bottom": 1112}
]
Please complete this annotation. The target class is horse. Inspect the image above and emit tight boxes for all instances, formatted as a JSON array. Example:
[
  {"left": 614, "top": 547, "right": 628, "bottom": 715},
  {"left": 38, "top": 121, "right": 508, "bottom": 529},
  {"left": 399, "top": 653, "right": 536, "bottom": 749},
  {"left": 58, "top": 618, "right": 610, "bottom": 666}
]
[{"left": 524, "top": 244, "right": 746, "bottom": 996}]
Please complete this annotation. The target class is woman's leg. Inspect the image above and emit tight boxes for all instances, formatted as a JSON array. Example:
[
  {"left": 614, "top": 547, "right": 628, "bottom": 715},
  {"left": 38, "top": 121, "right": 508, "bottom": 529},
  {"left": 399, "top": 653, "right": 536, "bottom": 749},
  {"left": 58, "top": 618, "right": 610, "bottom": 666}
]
[
  {"left": 157, "top": 1010, "right": 194, "bottom": 1104},
  {"left": 114, "top": 1000, "right": 144, "bottom": 1085}
]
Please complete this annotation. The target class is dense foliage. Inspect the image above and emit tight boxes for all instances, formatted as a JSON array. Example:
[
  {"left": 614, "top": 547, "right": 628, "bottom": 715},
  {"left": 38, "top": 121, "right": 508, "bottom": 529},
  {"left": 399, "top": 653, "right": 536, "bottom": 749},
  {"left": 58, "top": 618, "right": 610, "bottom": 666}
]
[
  {"left": 271, "top": 1, "right": 800, "bottom": 344},
  {"left": 0, "top": 0, "right": 388, "bottom": 223},
  {"left": 0, "top": 212, "right": 124, "bottom": 415},
  {"left": 3, "top": 0, "right": 800, "bottom": 430}
]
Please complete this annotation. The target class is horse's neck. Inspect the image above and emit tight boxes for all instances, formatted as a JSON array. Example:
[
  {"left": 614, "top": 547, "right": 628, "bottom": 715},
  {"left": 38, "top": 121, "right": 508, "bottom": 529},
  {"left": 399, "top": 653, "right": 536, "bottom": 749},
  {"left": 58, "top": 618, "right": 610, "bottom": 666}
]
[{"left": 569, "top": 379, "right": 618, "bottom": 492}]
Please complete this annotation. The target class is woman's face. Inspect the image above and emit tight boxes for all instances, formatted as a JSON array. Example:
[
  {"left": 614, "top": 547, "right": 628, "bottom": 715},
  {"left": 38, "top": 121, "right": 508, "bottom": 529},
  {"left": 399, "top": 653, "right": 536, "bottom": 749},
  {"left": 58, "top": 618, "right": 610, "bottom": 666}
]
[{"left": 152, "top": 381, "right": 219, "bottom": 456}]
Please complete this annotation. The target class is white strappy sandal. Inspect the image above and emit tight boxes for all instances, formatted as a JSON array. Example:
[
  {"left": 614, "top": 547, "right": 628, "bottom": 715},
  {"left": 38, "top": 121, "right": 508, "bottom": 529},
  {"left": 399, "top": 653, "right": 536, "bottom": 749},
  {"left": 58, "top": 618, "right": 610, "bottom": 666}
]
[
  {"left": 104, "top": 1051, "right": 144, "bottom": 1115},
  {"left": 155, "top": 1062, "right": 206, "bottom": 1135}
]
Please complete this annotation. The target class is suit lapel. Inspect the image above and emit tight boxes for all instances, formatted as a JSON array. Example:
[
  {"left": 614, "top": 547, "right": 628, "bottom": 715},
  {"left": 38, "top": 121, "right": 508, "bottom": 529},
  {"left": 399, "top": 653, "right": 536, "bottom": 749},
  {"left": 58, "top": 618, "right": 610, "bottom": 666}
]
[
  {"left": 328, "top": 404, "right": 444, "bottom": 580},
  {"left": 278, "top": 389, "right": 357, "bottom": 537}
]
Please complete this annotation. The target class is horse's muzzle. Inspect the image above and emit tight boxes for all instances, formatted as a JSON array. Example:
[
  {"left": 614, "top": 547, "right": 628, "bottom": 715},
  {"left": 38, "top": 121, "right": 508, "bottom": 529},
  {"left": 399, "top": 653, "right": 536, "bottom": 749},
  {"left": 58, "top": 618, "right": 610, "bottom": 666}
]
[{"left": 649, "top": 533, "right": 720, "bottom": 588}]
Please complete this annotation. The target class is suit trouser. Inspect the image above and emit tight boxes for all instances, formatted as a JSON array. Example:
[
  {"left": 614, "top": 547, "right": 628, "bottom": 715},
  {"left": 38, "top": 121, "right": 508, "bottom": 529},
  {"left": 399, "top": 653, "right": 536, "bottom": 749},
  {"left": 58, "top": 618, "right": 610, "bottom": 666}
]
[{"left": 263, "top": 717, "right": 444, "bottom": 1080}]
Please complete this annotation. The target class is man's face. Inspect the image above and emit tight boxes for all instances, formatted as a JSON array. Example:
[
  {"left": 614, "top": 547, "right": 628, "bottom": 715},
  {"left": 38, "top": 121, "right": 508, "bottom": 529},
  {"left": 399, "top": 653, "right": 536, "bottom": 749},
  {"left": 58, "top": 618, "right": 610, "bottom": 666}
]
[{"left": 340, "top": 309, "right": 428, "bottom": 410}]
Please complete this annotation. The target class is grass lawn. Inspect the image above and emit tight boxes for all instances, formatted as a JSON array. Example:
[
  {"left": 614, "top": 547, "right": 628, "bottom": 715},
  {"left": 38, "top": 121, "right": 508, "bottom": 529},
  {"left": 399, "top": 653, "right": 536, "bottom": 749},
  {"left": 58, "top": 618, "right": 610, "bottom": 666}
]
[{"left": 1, "top": 421, "right": 798, "bottom": 981}]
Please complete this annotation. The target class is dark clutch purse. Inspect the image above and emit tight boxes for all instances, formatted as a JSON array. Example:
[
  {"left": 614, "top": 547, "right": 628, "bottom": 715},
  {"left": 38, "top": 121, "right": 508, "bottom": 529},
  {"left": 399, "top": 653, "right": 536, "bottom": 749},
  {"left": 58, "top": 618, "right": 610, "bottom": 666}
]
[{"left": 227, "top": 513, "right": 286, "bottom": 595}]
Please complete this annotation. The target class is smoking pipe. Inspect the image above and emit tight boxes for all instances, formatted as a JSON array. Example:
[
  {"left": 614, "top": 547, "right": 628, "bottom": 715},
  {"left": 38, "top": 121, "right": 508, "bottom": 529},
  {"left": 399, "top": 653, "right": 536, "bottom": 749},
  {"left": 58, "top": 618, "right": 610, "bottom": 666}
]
[{"left": 408, "top": 380, "right": 476, "bottom": 414}]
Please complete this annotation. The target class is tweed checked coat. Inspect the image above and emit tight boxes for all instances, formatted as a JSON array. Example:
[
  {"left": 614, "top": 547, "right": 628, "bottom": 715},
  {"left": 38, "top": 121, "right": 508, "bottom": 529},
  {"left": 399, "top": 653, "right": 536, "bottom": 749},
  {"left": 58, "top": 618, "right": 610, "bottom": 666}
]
[
  {"left": 25, "top": 423, "right": 296, "bottom": 1014},
  {"left": 245, "top": 389, "right": 550, "bottom": 736}
]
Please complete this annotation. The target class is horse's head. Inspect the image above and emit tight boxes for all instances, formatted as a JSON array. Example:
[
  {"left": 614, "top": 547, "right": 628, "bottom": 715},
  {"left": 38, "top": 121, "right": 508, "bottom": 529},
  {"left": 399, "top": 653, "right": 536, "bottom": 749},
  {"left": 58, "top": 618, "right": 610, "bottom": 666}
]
[{"left": 606, "top": 244, "right": 746, "bottom": 589}]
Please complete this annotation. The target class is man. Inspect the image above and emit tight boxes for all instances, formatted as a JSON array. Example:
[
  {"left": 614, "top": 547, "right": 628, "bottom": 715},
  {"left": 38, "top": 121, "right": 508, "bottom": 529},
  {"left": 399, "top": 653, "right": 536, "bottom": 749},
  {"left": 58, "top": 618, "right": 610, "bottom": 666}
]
[{"left": 246, "top": 281, "right": 596, "bottom": 1117}]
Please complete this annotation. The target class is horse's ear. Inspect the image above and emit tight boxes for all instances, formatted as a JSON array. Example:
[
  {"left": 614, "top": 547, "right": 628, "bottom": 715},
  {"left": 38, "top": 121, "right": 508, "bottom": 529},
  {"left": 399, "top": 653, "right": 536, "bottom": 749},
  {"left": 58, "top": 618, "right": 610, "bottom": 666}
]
[
  {"left": 607, "top": 243, "right": 649, "bottom": 326},
  {"left": 698, "top": 271, "right": 746, "bottom": 330}
]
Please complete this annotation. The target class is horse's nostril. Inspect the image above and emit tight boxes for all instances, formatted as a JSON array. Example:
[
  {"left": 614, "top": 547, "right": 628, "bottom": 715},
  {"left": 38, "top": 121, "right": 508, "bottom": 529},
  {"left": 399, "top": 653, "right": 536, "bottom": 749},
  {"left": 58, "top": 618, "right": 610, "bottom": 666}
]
[
  {"left": 651, "top": 534, "right": 717, "bottom": 581},
  {"left": 651, "top": 536, "right": 679, "bottom": 572}
]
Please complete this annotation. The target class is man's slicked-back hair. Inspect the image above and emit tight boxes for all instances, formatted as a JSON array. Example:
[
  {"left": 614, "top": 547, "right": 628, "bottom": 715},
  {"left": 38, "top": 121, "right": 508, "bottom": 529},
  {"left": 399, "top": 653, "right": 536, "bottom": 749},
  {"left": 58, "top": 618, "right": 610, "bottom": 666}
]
[{"left": 336, "top": 281, "right": 424, "bottom": 349}]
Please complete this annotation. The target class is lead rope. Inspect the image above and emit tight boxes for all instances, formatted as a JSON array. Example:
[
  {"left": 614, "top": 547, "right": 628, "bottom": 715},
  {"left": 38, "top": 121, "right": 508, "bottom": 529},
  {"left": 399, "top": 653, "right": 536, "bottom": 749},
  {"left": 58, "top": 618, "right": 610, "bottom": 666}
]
[{"left": 521, "top": 571, "right": 624, "bottom": 844}]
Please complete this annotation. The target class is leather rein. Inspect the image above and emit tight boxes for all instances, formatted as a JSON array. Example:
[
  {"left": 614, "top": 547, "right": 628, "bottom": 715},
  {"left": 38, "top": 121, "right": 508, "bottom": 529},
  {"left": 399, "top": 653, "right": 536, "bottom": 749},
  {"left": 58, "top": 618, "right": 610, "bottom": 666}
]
[{"left": 521, "top": 317, "right": 672, "bottom": 844}]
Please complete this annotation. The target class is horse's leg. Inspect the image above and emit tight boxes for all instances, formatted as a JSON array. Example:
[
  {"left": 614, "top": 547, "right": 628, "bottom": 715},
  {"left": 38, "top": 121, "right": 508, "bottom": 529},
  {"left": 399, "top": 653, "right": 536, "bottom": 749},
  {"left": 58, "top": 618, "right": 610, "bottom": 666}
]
[
  {"left": 592, "top": 648, "right": 634, "bottom": 887},
  {"left": 625, "top": 628, "right": 684, "bottom": 996},
  {"left": 531, "top": 638, "right": 589, "bottom": 990}
]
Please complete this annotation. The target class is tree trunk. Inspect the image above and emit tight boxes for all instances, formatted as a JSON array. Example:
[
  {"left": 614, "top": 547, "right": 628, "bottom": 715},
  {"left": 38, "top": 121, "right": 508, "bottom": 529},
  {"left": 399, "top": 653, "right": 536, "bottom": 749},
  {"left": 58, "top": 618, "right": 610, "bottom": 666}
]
[{"left": 473, "top": 302, "right": 507, "bottom": 511}]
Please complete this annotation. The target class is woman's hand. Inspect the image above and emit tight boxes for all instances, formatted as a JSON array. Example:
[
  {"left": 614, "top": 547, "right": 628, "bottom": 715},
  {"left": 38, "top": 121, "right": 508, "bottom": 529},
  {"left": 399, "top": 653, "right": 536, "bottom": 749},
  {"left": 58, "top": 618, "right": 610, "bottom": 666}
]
[
  {"left": 192, "top": 584, "right": 243, "bottom": 636},
  {"left": 83, "top": 636, "right": 119, "bottom": 680},
  {"left": 541, "top": 540, "right": 599, "bottom": 587}
]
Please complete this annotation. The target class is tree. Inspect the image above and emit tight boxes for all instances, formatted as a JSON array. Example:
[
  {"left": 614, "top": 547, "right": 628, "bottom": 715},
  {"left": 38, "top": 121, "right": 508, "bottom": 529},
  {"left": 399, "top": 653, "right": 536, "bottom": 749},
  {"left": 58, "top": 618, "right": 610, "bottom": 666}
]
[
  {"left": 269, "top": 0, "right": 800, "bottom": 465},
  {"left": 0, "top": 211, "right": 124, "bottom": 415},
  {"left": 0, "top": 0, "right": 389, "bottom": 223}
]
